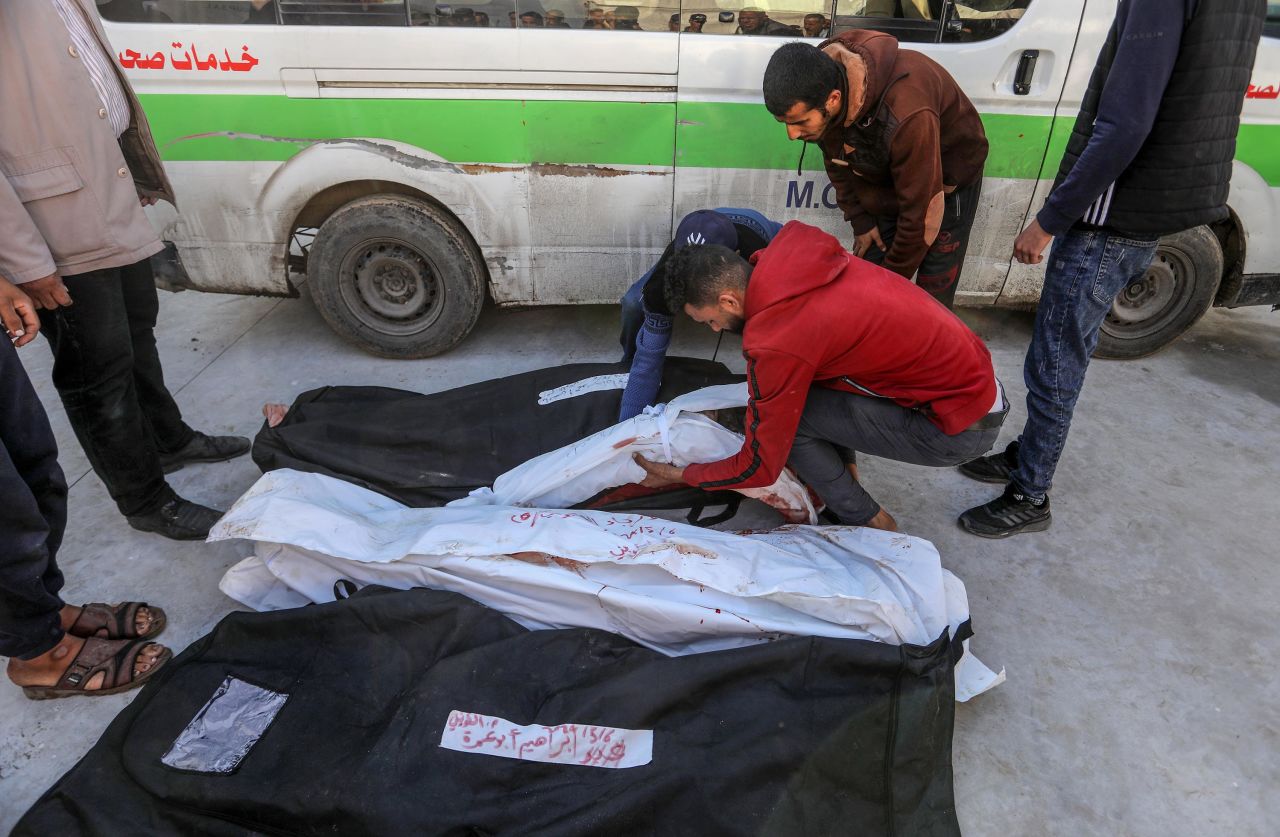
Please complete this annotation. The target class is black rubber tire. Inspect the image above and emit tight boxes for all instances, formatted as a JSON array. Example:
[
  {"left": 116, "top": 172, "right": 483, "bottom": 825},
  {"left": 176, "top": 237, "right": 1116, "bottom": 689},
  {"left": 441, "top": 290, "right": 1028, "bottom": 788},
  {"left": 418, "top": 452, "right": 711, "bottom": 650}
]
[
  {"left": 308, "top": 195, "right": 485, "bottom": 358},
  {"left": 1094, "top": 225, "right": 1222, "bottom": 360}
]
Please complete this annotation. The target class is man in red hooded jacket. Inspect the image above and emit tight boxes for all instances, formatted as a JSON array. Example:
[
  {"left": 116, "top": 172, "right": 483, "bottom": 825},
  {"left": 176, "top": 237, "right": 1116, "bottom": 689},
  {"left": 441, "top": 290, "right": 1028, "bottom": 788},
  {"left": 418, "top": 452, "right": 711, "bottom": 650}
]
[{"left": 633, "top": 221, "right": 1005, "bottom": 530}]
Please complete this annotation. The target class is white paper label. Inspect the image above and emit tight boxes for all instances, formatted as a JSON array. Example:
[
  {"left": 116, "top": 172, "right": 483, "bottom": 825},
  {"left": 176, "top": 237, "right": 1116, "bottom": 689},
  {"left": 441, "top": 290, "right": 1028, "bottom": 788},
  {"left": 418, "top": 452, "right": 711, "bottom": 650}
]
[
  {"left": 537, "top": 374, "right": 630, "bottom": 405},
  {"left": 439, "top": 710, "right": 653, "bottom": 769}
]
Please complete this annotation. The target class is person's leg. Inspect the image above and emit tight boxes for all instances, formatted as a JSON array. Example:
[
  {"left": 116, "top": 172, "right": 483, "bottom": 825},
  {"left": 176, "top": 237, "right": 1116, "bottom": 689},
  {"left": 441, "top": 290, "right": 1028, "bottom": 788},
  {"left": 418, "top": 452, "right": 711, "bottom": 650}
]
[
  {"left": 618, "top": 268, "right": 653, "bottom": 364},
  {"left": 118, "top": 259, "right": 195, "bottom": 454},
  {"left": 1011, "top": 231, "right": 1157, "bottom": 498},
  {"left": 959, "top": 230, "right": 1156, "bottom": 537},
  {"left": 787, "top": 386, "right": 1002, "bottom": 525},
  {"left": 916, "top": 177, "right": 983, "bottom": 309},
  {"left": 38, "top": 266, "right": 171, "bottom": 517},
  {"left": 0, "top": 339, "right": 67, "bottom": 662}
]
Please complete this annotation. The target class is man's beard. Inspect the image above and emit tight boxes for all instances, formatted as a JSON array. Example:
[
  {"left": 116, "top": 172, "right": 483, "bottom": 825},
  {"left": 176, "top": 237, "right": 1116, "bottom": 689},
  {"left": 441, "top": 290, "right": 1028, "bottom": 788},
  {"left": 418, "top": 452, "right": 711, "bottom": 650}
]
[{"left": 722, "top": 313, "right": 746, "bottom": 334}]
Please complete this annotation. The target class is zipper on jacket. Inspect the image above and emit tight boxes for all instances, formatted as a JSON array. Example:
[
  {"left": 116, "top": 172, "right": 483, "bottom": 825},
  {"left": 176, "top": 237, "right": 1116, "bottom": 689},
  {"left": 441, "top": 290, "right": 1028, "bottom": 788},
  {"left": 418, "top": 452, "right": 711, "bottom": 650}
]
[{"left": 840, "top": 376, "right": 888, "bottom": 398}]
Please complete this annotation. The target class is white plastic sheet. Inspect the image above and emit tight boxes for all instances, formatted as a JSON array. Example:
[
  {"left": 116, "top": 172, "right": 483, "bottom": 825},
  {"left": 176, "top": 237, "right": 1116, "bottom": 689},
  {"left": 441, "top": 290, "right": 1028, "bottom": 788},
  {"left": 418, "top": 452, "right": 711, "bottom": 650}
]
[
  {"left": 212, "top": 470, "right": 1003, "bottom": 700},
  {"left": 451, "top": 383, "right": 817, "bottom": 525}
]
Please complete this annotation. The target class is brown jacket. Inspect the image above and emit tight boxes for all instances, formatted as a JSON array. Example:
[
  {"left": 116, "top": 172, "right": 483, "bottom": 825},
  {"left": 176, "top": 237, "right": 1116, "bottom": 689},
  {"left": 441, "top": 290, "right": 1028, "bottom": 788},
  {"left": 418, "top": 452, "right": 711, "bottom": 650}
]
[
  {"left": 817, "top": 30, "right": 987, "bottom": 278},
  {"left": 0, "top": 0, "right": 174, "bottom": 285}
]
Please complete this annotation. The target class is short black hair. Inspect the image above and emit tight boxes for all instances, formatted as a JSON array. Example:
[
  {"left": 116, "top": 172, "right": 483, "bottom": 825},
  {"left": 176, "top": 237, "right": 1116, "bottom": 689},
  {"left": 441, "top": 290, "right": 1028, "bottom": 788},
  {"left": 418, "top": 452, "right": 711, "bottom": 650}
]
[
  {"left": 763, "top": 42, "right": 842, "bottom": 117},
  {"left": 663, "top": 244, "right": 751, "bottom": 315}
]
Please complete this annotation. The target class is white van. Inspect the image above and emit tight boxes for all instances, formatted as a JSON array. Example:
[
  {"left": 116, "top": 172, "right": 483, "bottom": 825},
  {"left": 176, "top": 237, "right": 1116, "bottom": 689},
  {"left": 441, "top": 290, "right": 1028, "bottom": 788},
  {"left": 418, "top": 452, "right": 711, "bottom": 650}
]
[{"left": 101, "top": 0, "right": 1279, "bottom": 359}]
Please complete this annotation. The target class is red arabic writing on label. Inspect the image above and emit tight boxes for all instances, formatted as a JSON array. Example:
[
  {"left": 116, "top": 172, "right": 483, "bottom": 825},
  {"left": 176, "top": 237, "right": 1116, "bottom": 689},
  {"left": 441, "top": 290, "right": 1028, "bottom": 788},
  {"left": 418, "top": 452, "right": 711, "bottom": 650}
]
[
  {"left": 118, "top": 44, "right": 259, "bottom": 72},
  {"left": 440, "top": 710, "right": 652, "bottom": 768},
  {"left": 1246, "top": 83, "right": 1279, "bottom": 100}
]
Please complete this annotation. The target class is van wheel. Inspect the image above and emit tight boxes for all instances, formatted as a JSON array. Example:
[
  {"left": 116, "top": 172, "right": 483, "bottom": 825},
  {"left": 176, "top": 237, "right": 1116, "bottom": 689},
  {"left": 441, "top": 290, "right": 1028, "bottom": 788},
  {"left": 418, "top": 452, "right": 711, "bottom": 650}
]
[
  {"left": 308, "top": 195, "right": 485, "bottom": 358},
  {"left": 1094, "top": 226, "right": 1222, "bottom": 360}
]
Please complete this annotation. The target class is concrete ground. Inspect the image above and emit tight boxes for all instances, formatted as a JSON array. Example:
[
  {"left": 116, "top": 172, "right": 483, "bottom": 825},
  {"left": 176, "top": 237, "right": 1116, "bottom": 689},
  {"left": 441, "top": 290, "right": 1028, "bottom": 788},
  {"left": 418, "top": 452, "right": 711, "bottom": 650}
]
[{"left": 1, "top": 283, "right": 1276, "bottom": 835}]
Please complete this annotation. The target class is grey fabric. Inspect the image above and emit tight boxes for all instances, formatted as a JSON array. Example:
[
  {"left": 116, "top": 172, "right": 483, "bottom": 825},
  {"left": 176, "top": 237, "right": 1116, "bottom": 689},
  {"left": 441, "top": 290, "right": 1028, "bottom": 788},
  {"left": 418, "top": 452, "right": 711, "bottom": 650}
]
[{"left": 787, "top": 387, "right": 1004, "bottom": 524}]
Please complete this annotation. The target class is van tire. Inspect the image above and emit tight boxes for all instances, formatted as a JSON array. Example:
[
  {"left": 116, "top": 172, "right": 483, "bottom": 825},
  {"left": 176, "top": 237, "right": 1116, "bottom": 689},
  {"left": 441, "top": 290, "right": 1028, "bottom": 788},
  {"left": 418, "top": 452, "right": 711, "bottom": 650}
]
[
  {"left": 308, "top": 195, "right": 485, "bottom": 359},
  {"left": 1095, "top": 226, "right": 1222, "bottom": 360}
]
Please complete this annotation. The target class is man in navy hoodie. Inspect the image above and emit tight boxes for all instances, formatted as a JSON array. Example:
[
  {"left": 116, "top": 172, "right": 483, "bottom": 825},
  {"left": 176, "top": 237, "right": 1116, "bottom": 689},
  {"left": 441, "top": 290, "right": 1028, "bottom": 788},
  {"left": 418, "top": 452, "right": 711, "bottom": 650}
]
[
  {"left": 958, "top": 0, "right": 1263, "bottom": 538},
  {"left": 632, "top": 221, "right": 1005, "bottom": 530}
]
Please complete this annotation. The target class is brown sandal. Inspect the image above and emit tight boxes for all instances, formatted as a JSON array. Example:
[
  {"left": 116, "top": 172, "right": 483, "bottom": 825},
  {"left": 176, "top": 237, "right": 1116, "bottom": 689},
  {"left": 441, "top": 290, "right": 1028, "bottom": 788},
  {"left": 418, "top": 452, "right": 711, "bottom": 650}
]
[
  {"left": 68, "top": 601, "right": 167, "bottom": 641},
  {"left": 22, "top": 637, "right": 172, "bottom": 701}
]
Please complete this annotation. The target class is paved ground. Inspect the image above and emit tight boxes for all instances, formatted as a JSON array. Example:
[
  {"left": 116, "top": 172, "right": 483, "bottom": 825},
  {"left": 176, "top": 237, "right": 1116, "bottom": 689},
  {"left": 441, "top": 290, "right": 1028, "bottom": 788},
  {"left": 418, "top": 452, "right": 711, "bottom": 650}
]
[{"left": 2, "top": 283, "right": 1277, "bottom": 835}]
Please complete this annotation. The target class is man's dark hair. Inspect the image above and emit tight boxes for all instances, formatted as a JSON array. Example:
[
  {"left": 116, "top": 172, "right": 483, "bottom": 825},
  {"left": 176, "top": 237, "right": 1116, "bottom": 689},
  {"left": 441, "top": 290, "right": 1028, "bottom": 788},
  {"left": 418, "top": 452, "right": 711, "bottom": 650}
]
[
  {"left": 663, "top": 244, "right": 751, "bottom": 315},
  {"left": 763, "top": 42, "right": 842, "bottom": 116}
]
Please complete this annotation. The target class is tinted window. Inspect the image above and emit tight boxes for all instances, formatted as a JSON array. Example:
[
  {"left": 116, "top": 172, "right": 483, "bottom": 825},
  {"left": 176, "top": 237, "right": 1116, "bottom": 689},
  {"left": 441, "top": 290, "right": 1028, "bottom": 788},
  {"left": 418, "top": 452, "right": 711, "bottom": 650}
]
[
  {"left": 832, "top": 0, "right": 1031, "bottom": 44},
  {"left": 105, "top": 0, "right": 693, "bottom": 28},
  {"left": 676, "top": 3, "right": 829, "bottom": 37},
  {"left": 101, "top": 0, "right": 412, "bottom": 25}
]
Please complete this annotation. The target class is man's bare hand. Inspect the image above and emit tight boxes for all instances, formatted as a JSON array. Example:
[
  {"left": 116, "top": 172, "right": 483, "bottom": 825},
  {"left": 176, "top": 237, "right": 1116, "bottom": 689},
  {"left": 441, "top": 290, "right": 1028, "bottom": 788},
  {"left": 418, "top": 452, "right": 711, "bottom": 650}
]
[
  {"left": 631, "top": 453, "right": 686, "bottom": 488},
  {"left": 139, "top": 194, "right": 158, "bottom": 207},
  {"left": 853, "top": 226, "right": 885, "bottom": 259},
  {"left": 1013, "top": 219, "right": 1054, "bottom": 265},
  {"left": 23, "top": 273, "right": 72, "bottom": 310},
  {"left": 1, "top": 279, "right": 40, "bottom": 347}
]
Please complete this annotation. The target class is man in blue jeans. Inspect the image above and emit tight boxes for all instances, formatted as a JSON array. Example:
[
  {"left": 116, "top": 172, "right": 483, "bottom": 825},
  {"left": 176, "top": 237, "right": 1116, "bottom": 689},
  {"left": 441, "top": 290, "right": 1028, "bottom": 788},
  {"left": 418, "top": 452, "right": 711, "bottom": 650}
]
[
  {"left": 618, "top": 208, "right": 781, "bottom": 420},
  {"left": 958, "top": 0, "right": 1263, "bottom": 538}
]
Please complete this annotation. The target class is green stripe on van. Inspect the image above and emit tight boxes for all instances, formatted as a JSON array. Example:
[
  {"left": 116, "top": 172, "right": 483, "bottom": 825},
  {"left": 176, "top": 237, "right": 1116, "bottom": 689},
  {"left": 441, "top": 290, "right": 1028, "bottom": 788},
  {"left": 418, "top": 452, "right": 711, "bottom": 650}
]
[
  {"left": 138, "top": 93, "right": 1280, "bottom": 186},
  {"left": 1236, "top": 123, "right": 1280, "bottom": 186},
  {"left": 139, "top": 95, "right": 678, "bottom": 166},
  {"left": 675, "top": 103, "right": 1059, "bottom": 180}
]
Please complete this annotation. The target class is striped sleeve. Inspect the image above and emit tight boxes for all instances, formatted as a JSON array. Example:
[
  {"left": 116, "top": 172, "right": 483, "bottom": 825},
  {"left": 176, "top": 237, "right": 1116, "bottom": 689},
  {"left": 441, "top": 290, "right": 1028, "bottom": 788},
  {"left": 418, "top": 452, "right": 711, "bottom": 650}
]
[{"left": 683, "top": 348, "right": 815, "bottom": 491}]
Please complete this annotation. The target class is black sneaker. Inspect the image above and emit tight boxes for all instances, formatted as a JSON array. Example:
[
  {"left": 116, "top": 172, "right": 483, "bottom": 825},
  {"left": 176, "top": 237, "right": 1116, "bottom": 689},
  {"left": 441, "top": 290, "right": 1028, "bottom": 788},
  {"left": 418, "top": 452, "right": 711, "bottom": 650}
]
[
  {"left": 127, "top": 497, "right": 224, "bottom": 540},
  {"left": 958, "top": 484, "right": 1051, "bottom": 539},
  {"left": 159, "top": 433, "right": 251, "bottom": 474},
  {"left": 958, "top": 441, "right": 1020, "bottom": 484}
]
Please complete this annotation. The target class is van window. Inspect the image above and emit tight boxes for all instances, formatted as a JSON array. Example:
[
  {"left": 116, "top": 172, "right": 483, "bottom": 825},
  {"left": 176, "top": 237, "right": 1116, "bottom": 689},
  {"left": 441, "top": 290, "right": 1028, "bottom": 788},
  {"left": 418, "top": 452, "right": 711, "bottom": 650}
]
[
  {"left": 102, "top": 1, "right": 413, "bottom": 25},
  {"left": 1265, "top": 3, "right": 1280, "bottom": 39},
  {"left": 832, "top": 0, "right": 1030, "bottom": 44},
  {"left": 106, "top": 0, "right": 687, "bottom": 29},
  {"left": 680, "top": 3, "right": 826, "bottom": 37}
]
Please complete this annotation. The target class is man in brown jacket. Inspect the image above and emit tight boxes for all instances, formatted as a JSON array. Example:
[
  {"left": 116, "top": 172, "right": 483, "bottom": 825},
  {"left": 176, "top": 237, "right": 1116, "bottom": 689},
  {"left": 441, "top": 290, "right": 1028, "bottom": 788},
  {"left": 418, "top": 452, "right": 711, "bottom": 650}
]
[
  {"left": 762, "top": 34, "right": 988, "bottom": 308},
  {"left": 0, "top": 0, "right": 248, "bottom": 540}
]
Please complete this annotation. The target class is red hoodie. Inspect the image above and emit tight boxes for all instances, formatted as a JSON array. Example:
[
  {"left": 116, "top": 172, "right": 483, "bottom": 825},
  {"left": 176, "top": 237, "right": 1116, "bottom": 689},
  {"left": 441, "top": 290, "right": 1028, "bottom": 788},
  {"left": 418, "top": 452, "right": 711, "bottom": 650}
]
[{"left": 683, "top": 221, "right": 997, "bottom": 491}]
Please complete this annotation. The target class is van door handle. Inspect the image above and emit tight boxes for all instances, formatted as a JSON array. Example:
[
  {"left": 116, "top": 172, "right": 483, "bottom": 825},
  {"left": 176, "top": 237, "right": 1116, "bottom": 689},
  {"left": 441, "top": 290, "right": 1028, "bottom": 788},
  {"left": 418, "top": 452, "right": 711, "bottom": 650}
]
[{"left": 1014, "top": 50, "right": 1039, "bottom": 96}]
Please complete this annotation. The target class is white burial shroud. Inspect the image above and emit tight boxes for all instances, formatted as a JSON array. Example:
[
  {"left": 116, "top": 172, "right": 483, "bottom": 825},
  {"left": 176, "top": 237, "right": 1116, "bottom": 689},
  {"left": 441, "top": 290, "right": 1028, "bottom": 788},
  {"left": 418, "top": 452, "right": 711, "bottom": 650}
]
[{"left": 213, "top": 385, "right": 1003, "bottom": 701}]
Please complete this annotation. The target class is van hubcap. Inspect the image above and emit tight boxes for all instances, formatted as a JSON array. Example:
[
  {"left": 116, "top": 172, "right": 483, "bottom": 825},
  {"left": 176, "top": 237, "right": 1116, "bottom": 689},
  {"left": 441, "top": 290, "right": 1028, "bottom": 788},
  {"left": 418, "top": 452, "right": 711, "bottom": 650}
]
[
  {"left": 341, "top": 238, "right": 445, "bottom": 335},
  {"left": 1104, "top": 248, "right": 1190, "bottom": 340}
]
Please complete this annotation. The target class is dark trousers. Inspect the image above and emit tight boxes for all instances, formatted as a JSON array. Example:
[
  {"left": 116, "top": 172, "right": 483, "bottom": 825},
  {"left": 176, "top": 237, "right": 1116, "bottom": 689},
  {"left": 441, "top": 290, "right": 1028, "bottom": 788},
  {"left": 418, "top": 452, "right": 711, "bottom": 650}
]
[
  {"left": 0, "top": 338, "right": 68, "bottom": 660},
  {"left": 864, "top": 177, "right": 983, "bottom": 309},
  {"left": 37, "top": 258, "right": 194, "bottom": 518},
  {"left": 787, "top": 386, "right": 1005, "bottom": 525}
]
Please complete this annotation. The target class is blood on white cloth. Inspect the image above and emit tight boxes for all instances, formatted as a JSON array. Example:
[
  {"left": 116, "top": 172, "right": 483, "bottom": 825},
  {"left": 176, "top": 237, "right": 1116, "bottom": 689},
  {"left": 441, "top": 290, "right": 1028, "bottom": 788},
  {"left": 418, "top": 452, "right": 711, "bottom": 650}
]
[{"left": 212, "top": 470, "right": 1003, "bottom": 701}]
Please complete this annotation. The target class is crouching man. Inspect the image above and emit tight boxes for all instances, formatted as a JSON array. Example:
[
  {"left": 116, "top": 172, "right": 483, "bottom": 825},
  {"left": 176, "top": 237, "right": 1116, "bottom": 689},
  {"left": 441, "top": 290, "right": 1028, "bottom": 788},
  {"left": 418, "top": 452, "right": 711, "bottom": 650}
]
[{"left": 633, "top": 221, "right": 1005, "bottom": 530}]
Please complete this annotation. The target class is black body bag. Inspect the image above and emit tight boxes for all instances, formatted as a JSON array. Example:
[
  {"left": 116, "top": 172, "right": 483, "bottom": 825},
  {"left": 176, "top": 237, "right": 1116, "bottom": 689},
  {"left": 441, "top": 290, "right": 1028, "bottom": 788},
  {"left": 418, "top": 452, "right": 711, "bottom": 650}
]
[
  {"left": 252, "top": 357, "right": 747, "bottom": 524},
  {"left": 17, "top": 587, "right": 964, "bottom": 836}
]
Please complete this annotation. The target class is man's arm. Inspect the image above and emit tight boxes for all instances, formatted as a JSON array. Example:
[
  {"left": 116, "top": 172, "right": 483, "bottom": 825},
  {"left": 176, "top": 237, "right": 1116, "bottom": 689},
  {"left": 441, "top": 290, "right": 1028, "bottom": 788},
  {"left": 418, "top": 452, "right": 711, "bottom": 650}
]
[
  {"left": 824, "top": 152, "right": 876, "bottom": 237},
  {"left": 681, "top": 348, "right": 815, "bottom": 490},
  {"left": 1, "top": 278, "right": 40, "bottom": 348},
  {"left": 0, "top": 175, "right": 57, "bottom": 285},
  {"left": 882, "top": 111, "right": 945, "bottom": 278},
  {"left": 618, "top": 312, "right": 672, "bottom": 421},
  {"left": 1035, "top": 0, "right": 1188, "bottom": 236}
]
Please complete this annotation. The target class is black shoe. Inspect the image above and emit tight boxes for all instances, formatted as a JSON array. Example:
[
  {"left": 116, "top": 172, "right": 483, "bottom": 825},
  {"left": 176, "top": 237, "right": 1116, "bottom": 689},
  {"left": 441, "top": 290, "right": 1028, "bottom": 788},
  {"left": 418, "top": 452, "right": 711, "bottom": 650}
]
[
  {"left": 958, "top": 484, "right": 1051, "bottom": 539},
  {"left": 127, "top": 497, "right": 224, "bottom": 540},
  {"left": 958, "top": 441, "right": 1020, "bottom": 484},
  {"left": 158, "top": 433, "right": 250, "bottom": 474}
]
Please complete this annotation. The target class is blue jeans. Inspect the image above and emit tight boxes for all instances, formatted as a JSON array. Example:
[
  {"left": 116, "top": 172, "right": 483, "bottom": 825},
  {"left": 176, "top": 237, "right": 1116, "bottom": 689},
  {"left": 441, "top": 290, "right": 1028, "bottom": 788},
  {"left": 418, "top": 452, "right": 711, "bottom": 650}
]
[{"left": 1010, "top": 229, "right": 1157, "bottom": 498}]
